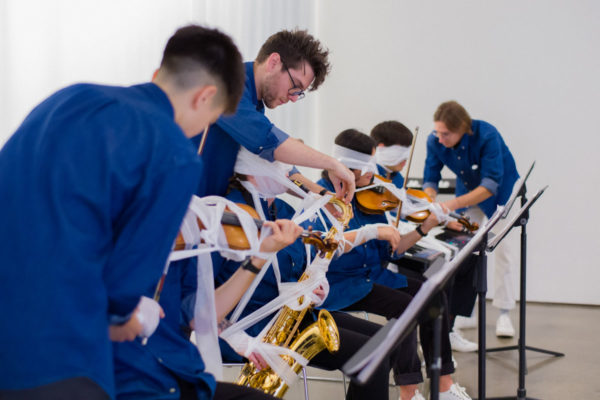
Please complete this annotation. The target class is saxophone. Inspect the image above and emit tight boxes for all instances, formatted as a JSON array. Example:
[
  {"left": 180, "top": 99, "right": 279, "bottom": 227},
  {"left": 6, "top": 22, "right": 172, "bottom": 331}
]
[{"left": 235, "top": 198, "right": 352, "bottom": 397}]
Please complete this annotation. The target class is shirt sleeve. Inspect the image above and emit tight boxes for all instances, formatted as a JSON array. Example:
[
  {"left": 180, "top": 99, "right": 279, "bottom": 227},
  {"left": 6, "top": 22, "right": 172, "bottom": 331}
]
[
  {"left": 477, "top": 128, "right": 504, "bottom": 196},
  {"left": 215, "top": 100, "right": 289, "bottom": 162},
  {"left": 423, "top": 133, "right": 444, "bottom": 191},
  {"left": 104, "top": 162, "right": 201, "bottom": 318}
]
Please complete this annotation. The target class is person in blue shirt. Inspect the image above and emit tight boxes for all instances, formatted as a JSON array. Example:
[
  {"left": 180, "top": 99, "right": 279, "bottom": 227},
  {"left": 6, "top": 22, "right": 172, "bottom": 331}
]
[
  {"left": 212, "top": 164, "right": 407, "bottom": 400},
  {"left": 371, "top": 120, "right": 412, "bottom": 187},
  {"left": 194, "top": 29, "right": 356, "bottom": 203},
  {"left": 370, "top": 120, "right": 479, "bottom": 353},
  {"left": 317, "top": 129, "right": 472, "bottom": 400},
  {"left": 0, "top": 25, "right": 246, "bottom": 400},
  {"left": 423, "top": 100, "right": 520, "bottom": 338}
]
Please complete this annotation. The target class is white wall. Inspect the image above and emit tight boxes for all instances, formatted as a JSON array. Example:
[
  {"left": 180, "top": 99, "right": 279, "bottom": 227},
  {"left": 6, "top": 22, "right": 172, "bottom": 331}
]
[
  {"left": 1, "top": 1, "right": 598, "bottom": 305},
  {"left": 315, "top": 0, "right": 600, "bottom": 305}
]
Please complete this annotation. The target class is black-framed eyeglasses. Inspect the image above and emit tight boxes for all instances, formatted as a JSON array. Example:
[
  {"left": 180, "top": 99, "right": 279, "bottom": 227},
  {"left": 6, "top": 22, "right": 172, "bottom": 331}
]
[{"left": 282, "top": 62, "right": 306, "bottom": 100}]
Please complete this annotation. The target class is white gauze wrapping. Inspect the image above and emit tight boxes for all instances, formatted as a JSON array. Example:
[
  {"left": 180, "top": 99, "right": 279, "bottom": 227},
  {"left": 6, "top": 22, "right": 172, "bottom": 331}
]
[
  {"left": 218, "top": 147, "right": 344, "bottom": 385},
  {"left": 228, "top": 146, "right": 339, "bottom": 324},
  {"left": 374, "top": 145, "right": 410, "bottom": 167},
  {"left": 220, "top": 256, "right": 332, "bottom": 386},
  {"left": 332, "top": 144, "right": 378, "bottom": 175},
  {"left": 136, "top": 296, "right": 162, "bottom": 338},
  {"left": 168, "top": 195, "right": 279, "bottom": 380}
]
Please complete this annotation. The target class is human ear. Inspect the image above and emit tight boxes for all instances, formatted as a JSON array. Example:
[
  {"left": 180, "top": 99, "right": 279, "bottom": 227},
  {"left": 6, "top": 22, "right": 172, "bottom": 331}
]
[
  {"left": 192, "top": 85, "right": 218, "bottom": 110},
  {"left": 266, "top": 52, "right": 282, "bottom": 72}
]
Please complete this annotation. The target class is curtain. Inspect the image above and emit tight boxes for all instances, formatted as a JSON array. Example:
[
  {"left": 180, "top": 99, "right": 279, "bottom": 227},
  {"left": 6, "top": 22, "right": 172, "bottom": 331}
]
[{"left": 0, "top": 0, "right": 319, "bottom": 147}]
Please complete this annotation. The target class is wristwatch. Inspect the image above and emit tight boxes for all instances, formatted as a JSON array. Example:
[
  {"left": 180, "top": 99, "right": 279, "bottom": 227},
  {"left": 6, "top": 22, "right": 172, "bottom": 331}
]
[
  {"left": 415, "top": 225, "right": 427, "bottom": 237},
  {"left": 240, "top": 257, "right": 261, "bottom": 274}
]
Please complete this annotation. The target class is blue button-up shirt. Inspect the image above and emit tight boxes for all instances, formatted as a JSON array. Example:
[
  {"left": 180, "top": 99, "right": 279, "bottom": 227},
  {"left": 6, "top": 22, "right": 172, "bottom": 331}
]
[
  {"left": 0, "top": 83, "right": 202, "bottom": 397},
  {"left": 113, "top": 259, "right": 216, "bottom": 400},
  {"left": 212, "top": 189, "right": 307, "bottom": 362},
  {"left": 316, "top": 178, "right": 407, "bottom": 311},
  {"left": 194, "top": 62, "right": 289, "bottom": 197},
  {"left": 423, "top": 120, "right": 519, "bottom": 218}
]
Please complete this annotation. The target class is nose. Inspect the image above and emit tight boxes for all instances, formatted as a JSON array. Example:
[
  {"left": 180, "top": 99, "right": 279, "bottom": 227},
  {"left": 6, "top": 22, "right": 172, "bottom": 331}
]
[{"left": 288, "top": 93, "right": 299, "bottom": 103}]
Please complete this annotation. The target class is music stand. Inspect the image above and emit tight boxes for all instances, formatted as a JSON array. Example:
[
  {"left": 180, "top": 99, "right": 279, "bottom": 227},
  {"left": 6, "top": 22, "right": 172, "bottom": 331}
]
[
  {"left": 342, "top": 208, "right": 505, "bottom": 399},
  {"left": 485, "top": 184, "right": 563, "bottom": 400}
]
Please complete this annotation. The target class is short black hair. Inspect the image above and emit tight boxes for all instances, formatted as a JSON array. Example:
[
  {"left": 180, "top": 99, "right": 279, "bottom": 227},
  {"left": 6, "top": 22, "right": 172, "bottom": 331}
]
[
  {"left": 256, "top": 29, "right": 330, "bottom": 91},
  {"left": 334, "top": 128, "right": 375, "bottom": 155},
  {"left": 370, "top": 120, "right": 413, "bottom": 146},
  {"left": 161, "top": 25, "right": 245, "bottom": 114}
]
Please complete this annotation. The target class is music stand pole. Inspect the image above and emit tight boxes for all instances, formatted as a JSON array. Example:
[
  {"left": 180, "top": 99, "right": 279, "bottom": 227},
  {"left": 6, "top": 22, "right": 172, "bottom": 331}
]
[
  {"left": 430, "top": 307, "right": 444, "bottom": 400},
  {"left": 474, "top": 231, "right": 489, "bottom": 400},
  {"left": 486, "top": 186, "right": 564, "bottom": 400}
]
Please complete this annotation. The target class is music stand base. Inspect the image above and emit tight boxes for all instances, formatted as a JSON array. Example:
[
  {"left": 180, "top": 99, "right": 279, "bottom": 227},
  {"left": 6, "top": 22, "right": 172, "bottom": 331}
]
[{"left": 486, "top": 344, "right": 564, "bottom": 358}]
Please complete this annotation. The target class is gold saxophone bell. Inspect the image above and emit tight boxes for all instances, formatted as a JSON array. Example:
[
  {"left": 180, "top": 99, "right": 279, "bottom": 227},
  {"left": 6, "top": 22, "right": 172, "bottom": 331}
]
[{"left": 235, "top": 198, "right": 351, "bottom": 397}]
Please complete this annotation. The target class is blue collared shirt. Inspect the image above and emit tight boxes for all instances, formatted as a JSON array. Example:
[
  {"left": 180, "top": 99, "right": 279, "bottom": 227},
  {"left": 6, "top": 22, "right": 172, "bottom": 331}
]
[
  {"left": 194, "top": 62, "right": 289, "bottom": 197},
  {"left": 212, "top": 189, "right": 306, "bottom": 362},
  {"left": 113, "top": 259, "right": 216, "bottom": 400},
  {"left": 315, "top": 178, "right": 407, "bottom": 311},
  {"left": 0, "top": 83, "right": 202, "bottom": 397},
  {"left": 422, "top": 120, "right": 519, "bottom": 217}
]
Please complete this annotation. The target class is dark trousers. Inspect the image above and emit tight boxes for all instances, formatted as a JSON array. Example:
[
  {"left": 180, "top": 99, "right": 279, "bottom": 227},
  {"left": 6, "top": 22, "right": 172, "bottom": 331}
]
[
  {"left": 309, "top": 311, "right": 398, "bottom": 400},
  {"left": 178, "top": 379, "right": 277, "bottom": 400},
  {"left": 444, "top": 254, "right": 478, "bottom": 327},
  {"left": 343, "top": 277, "right": 455, "bottom": 383},
  {"left": 0, "top": 377, "right": 110, "bottom": 400}
]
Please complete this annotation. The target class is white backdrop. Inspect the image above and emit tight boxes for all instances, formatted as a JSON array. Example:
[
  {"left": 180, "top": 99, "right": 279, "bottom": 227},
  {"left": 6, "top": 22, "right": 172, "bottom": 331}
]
[
  {"left": 314, "top": 0, "right": 600, "bottom": 305},
  {"left": 1, "top": 0, "right": 598, "bottom": 305}
]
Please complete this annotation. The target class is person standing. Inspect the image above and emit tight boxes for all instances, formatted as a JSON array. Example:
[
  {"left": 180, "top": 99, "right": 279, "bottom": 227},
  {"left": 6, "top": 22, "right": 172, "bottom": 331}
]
[
  {"left": 0, "top": 24, "right": 245, "bottom": 399},
  {"left": 195, "top": 29, "right": 355, "bottom": 202},
  {"left": 422, "top": 100, "right": 520, "bottom": 337}
]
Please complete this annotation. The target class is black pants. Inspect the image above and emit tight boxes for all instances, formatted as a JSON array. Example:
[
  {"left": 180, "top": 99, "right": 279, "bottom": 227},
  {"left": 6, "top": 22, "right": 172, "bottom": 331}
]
[
  {"left": 343, "top": 277, "right": 455, "bottom": 383},
  {"left": 0, "top": 377, "right": 110, "bottom": 400},
  {"left": 178, "top": 379, "right": 277, "bottom": 400},
  {"left": 308, "top": 311, "right": 399, "bottom": 400},
  {"left": 444, "top": 254, "right": 478, "bottom": 327}
]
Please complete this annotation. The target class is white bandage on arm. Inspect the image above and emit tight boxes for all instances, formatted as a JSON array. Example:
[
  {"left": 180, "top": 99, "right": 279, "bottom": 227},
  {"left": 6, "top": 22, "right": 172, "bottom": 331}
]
[
  {"left": 429, "top": 202, "right": 450, "bottom": 224},
  {"left": 136, "top": 296, "right": 162, "bottom": 338},
  {"left": 351, "top": 224, "right": 379, "bottom": 248}
]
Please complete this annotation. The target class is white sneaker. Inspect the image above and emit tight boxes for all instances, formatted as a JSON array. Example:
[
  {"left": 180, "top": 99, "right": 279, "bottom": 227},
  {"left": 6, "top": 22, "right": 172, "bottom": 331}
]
[
  {"left": 439, "top": 383, "right": 472, "bottom": 400},
  {"left": 496, "top": 314, "right": 515, "bottom": 337},
  {"left": 454, "top": 314, "right": 477, "bottom": 330},
  {"left": 410, "top": 389, "right": 426, "bottom": 400},
  {"left": 449, "top": 330, "right": 478, "bottom": 352}
]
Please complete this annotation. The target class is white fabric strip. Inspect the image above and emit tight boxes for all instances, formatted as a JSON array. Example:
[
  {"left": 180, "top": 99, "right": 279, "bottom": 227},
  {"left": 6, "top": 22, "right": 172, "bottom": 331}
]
[
  {"left": 375, "top": 145, "right": 410, "bottom": 167},
  {"left": 220, "top": 256, "right": 332, "bottom": 386},
  {"left": 332, "top": 144, "right": 378, "bottom": 175}
]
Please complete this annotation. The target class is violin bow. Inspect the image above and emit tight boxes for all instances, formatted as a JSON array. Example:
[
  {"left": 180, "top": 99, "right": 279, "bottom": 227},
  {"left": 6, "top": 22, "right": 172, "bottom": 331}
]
[{"left": 394, "top": 126, "right": 418, "bottom": 228}]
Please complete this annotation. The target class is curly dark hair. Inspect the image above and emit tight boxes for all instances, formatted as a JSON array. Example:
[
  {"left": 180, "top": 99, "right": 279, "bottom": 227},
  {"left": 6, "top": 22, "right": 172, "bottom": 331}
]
[
  {"left": 161, "top": 25, "right": 245, "bottom": 114},
  {"left": 256, "top": 29, "right": 331, "bottom": 91}
]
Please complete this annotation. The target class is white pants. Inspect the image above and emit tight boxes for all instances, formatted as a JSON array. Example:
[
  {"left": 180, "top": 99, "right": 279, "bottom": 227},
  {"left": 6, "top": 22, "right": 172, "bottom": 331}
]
[{"left": 465, "top": 206, "right": 519, "bottom": 310}]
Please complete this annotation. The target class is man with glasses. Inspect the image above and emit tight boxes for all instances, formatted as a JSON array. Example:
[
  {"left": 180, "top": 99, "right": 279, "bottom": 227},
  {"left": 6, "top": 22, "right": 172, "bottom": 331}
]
[{"left": 194, "top": 29, "right": 355, "bottom": 202}]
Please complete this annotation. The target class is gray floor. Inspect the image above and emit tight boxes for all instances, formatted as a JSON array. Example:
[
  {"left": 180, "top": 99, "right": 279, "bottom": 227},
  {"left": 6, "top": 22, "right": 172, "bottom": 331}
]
[{"left": 223, "top": 302, "right": 600, "bottom": 399}]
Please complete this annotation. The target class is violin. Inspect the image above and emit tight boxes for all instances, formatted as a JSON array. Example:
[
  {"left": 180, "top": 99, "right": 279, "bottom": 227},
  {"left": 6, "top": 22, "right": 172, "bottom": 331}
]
[
  {"left": 404, "top": 188, "right": 479, "bottom": 232},
  {"left": 355, "top": 175, "right": 400, "bottom": 215},
  {"left": 174, "top": 203, "right": 332, "bottom": 252}
]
